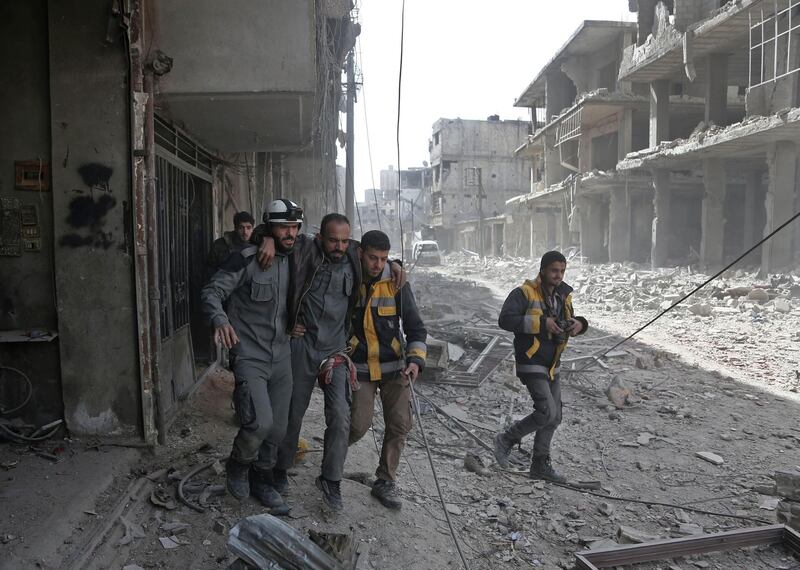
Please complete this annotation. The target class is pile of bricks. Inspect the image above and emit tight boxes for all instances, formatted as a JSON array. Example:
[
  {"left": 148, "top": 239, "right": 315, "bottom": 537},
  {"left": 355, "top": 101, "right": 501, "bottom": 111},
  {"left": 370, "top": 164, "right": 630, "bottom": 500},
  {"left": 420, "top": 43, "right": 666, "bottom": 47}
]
[{"left": 775, "top": 471, "right": 800, "bottom": 531}]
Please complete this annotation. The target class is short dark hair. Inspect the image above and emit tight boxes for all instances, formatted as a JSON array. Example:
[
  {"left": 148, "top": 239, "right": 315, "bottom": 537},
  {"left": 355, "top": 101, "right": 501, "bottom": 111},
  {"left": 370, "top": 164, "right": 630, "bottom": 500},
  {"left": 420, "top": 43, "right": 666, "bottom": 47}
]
[
  {"left": 539, "top": 250, "right": 567, "bottom": 271},
  {"left": 320, "top": 213, "right": 350, "bottom": 235},
  {"left": 233, "top": 211, "right": 255, "bottom": 227},
  {"left": 360, "top": 230, "right": 391, "bottom": 252}
]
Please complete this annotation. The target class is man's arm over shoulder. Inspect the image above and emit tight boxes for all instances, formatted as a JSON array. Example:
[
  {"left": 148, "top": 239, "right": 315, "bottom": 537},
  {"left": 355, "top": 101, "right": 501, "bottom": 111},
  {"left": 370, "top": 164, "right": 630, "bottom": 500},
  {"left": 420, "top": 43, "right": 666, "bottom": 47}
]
[
  {"left": 200, "top": 251, "right": 251, "bottom": 327},
  {"left": 398, "top": 284, "right": 427, "bottom": 370},
  {"left": 498, "top": 287, "right": 543, "bottom": 335}
]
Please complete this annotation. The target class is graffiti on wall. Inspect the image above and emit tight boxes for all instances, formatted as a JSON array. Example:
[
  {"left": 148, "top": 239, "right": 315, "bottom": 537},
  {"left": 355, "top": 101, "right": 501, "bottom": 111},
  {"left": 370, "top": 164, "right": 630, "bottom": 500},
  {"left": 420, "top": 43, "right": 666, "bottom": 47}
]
[{"left": 59, "top": 163, "right": 117, "bottom": 249}]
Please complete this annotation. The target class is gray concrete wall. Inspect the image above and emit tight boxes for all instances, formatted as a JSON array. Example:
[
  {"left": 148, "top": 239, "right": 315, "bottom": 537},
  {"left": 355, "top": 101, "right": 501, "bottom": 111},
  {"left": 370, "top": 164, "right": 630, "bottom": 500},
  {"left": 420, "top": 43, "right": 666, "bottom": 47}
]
[
  {"left": 561, "top": 40, "right": 622, "bottom": 95},
  {"left": 431, "top": 119, "right": 531, "bottom": 227},
  {"left": 48, "top": 0, "right": 142, "bottom": 438},
  {"left": 0, "top": 0, "right": 63, "bottom": 426},
  {"left": 153, "top": 0, "right": 316, "bottom": 95}
]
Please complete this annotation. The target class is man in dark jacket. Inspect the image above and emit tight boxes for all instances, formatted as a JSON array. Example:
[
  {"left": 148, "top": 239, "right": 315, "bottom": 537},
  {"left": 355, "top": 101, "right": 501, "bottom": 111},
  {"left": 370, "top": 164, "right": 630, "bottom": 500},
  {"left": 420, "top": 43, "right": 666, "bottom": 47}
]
[
  {"left": 252, "top": 216, "right": 405, "bottom": 513},
  {"left": 493, "top": 250, "right": 588, "bottom": 482},
  {"left": 348, "top": 230, "right": 427, "bottom": 510},
  {"left": 207, "top": 211, "right": 255, "bottom": 272}
]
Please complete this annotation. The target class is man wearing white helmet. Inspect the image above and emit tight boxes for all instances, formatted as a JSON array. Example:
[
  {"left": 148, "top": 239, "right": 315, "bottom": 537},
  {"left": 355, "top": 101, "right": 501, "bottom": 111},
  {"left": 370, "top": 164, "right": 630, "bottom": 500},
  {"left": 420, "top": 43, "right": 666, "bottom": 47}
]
[
  {"left": 200, "top": 198, "right": 303, "bottom": 515},
  {"left": 252, "top": 210, "right": 405, "bottom": 513}
]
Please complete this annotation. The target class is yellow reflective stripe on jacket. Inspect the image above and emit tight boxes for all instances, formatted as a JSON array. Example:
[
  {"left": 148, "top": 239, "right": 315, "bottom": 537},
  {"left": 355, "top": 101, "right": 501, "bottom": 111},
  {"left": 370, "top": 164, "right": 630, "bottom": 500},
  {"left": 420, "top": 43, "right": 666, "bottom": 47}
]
[
  {"left": 362, "top": 265, "right": 398, "bottom": 380},
  {"left": 520, "top": 277, "right": 573, "bottom": 380},
  {"left": 407, "top": 340, "right": 427, "bottom": 360}
]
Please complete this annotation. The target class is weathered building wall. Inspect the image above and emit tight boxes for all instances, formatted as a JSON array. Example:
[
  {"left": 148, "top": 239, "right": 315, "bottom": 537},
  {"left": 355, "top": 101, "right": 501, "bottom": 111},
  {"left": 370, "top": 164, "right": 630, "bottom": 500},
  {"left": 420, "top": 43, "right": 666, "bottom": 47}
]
[
  {"left": 281, "top": 151, "right": 332, "bottom": 231},
  {"left": 153, "top": 0, "right": 316, "bottom": 95},
  {"left": 48, "top": 0, "right": 142, "bottom": 438},
  {"left": 0, "top": 0, "right": 62, "bottom": 426},
  {"left": 561, "top": 41, "right": 622, "bottom": 94},
  {"left": 431, "top": 118, "right": 531, "bottom": 231}
]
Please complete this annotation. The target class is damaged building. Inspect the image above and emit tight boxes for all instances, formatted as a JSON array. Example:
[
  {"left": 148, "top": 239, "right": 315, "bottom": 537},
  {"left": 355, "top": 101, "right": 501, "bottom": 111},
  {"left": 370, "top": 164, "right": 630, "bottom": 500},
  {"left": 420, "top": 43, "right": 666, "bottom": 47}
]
[
  {"left": 617, "top": 0, "right": 800, "bottom": 273},
  {"left": 428, "top": 117, "right": 531, "bottom": 255},
  {"left": 0, "top": 0, "right": 357, "bottom": 444},
  {"left": 506, "top": 1, "right": 799, "bottom": 273}
]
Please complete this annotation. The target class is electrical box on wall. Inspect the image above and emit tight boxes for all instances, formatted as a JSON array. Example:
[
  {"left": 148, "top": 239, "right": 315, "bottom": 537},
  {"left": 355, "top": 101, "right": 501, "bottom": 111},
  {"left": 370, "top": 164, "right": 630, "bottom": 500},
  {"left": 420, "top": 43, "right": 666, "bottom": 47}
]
[
  {"left": 0, "top": 197, "right": 22, "bottom": 256},
  {"left": 21, "top": 205, "right": 41, "bottom": 252},
  {"left": 14, "top": 160, "right": 50, "bottom": 191}
]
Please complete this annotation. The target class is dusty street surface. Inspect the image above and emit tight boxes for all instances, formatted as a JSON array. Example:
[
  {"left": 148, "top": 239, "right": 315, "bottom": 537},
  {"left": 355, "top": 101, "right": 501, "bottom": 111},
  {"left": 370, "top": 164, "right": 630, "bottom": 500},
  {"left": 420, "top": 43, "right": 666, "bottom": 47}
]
[{"left": 5, "top": 261, "right": 798, "bottom": 569}]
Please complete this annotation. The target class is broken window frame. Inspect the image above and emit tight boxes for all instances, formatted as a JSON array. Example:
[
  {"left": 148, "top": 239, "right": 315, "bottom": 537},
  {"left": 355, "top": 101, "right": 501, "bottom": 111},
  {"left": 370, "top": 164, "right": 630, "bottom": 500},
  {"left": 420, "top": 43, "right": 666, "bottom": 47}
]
[
  {"left": 575, "top": 524, "right": 800, "bottom": 570},
  {"left": 749, "top": 0, "right": 800, "bottom": 88},
  {"left": 556, "top": 107, "right": 582, "bottom": 146}
]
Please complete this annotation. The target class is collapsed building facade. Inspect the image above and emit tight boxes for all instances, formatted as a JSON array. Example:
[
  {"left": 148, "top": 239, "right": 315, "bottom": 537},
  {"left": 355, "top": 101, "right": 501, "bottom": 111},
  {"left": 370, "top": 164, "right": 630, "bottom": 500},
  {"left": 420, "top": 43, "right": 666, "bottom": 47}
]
[
  {"left": 428, "top": 117, "right": 531, "bottom": 255},
  {"left": 505, "top": 2, "right": 799, "bottom": 273},
  {"left": 0, "top": 0, "right": 356, "bottom": 444},
  {"left": 617, "top": 0, "right": 800, "bottom": 273}
]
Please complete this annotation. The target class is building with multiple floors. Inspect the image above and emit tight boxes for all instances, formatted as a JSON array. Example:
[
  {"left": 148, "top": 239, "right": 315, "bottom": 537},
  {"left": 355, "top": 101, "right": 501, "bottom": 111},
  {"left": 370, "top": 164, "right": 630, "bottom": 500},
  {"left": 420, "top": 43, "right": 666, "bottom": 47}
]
[{"left": 429, "top": 117, "right": 531, "bottom": 254}]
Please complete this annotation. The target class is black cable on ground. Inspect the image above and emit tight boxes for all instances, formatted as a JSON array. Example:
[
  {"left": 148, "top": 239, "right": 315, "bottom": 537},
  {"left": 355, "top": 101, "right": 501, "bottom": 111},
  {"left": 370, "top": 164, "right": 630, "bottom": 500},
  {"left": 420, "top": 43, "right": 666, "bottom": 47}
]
[
  {"left": 570, "top": 209, "right": 800, "bottom": 375},
  {"left": 410, "top": 382, "right": 471, "bottom": 570},
  {"left": 0, "top": 365, "right": 33, "bottom": 416},
  {"left": 545, "top": 478, "right": 771, "bottom": 525},
  {"left": 391, "top": 2, "right": 468, "bottom": 567}
]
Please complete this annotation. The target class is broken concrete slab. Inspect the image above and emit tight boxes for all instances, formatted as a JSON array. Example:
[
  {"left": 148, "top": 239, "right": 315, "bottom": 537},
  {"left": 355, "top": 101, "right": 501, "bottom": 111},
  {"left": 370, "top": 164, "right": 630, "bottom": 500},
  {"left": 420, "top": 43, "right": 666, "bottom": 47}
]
[
  {"left": 695, "top": 451, "right": 724, "bottom": 466},
  {"left": 616, "top": 524, "right": 659, "bottom": 544},
  {"left": 775, "top": 471, "right": 800, "bottom": 500},
  {"left": 747, "top": 288, "right": 770, "bottom": 302},
  {"left": 688, "top": 303, "right": 712, "bottom": 317},
  {"left": 606, "top": 376, "right": 635, "bottom": 408}
]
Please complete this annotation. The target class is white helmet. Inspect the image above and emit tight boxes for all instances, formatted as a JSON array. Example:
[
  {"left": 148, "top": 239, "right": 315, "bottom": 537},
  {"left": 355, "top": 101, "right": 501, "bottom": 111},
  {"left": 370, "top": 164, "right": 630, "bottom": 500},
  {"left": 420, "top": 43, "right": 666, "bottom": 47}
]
[{"left": 264, "top": 198, "right": 303, "bottom": 229}]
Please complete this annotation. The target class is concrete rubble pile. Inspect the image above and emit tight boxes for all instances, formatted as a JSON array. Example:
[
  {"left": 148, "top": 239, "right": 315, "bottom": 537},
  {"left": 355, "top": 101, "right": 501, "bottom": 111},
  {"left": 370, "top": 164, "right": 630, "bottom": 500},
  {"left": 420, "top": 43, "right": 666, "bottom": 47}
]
[{"left": 439, "top": 253, "right": 800, "bottom": 393}]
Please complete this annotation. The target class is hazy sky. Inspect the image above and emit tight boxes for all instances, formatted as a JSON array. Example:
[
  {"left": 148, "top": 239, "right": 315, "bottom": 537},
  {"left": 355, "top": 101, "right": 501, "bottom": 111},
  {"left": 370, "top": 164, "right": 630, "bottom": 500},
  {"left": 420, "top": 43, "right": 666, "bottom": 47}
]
[{"left": 346, "top": 0, "right": 634, "bottom": 202}]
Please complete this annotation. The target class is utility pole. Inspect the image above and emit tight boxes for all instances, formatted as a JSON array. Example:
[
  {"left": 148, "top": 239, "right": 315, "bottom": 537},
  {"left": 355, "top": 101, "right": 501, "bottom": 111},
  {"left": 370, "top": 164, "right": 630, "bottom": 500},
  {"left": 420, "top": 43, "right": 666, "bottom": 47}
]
[
  {"left": 477, "top": 169, "right": 485, "bottom": 258},
  {"left": 345, "top": 50, "right": 355, "bottom": 222},
  {"left": 466, "top": 167, "right": 485, "bottom": 258}
]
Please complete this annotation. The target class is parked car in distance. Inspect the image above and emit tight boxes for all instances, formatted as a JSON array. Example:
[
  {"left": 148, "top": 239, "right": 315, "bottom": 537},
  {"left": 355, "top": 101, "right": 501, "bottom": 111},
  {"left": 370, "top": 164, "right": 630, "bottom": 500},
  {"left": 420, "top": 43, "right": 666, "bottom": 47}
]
[{"left": 412, "top": 240, "right": 441, "bottom": 265}]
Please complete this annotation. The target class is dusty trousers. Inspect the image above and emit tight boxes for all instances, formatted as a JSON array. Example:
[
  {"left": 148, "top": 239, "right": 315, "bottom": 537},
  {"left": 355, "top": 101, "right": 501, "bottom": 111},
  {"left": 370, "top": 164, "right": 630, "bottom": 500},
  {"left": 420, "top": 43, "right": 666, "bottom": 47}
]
[
  {"left": 349, "top": 371, "right": 412, "bottom": 482},
  {"left": 504, "top": 374, "right": 562, "bottom": 457},
  {"left": 230, "top": 356, "right": 293, "bottom": 470},
  {"left": 276, "top": 337, "right": 351, "bottom": 481}
]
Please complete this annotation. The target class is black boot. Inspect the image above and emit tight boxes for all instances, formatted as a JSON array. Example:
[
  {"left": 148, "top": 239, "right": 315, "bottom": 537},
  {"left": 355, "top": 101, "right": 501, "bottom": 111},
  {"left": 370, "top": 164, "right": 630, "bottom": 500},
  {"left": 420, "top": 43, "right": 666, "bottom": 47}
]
[
  {"left": 315, "top": 476, "right": 343, "bottom": 512},
  {"left": 250, "top": 467, "right": 290, "bottom": 516},
  {"left": 225, "top": 457, "right": 251, "bottom": 500},
  {"left": 272, "top": 468, "right": 289, "bottom": 495},
  {"left": 371, "top": 479, "right": 402, "bottom": 510},
  {"left": 493, "top": 432, "right": 516, "bottom": 468},
  {"left": 529, "top": 455, "right": 566, "bottom": 483}
]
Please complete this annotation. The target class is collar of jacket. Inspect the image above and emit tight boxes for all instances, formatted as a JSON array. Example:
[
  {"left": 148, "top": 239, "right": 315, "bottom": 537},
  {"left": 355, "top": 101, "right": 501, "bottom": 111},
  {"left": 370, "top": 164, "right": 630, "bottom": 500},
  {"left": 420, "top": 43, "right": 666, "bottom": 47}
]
[{"left": 526, "top": 275, "right": 574, "bottom": 297}]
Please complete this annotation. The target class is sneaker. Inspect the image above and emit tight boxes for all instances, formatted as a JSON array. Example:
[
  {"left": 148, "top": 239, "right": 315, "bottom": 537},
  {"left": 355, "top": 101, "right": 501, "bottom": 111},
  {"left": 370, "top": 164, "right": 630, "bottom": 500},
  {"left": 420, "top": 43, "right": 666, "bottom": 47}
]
[
  {"left": 371, "top": 479, "right": 402, "bottom": 510},
  {"left": 225, "top": 457, "right": 250, "bottom": 500},
  {"left": 272, "top": 468, "right": 289, "bottom": 494},
  {"left": 529, "top": 455, "right": 566, "bottom": 483},
  {"left": 250, "top": 468, "right": 290, "bottom": 516},
  {"left": 315, "top": 476, "right": 343, "bottom": 513},
  {"left": 493, "top": 432, "right": 515, "bottom": 468}
]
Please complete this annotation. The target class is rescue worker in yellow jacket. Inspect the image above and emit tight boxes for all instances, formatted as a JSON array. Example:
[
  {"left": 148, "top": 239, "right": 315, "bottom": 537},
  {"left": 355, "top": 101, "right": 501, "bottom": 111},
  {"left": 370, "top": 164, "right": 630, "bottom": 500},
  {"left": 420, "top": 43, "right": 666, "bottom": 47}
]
[
  {"left": 493, "top": 250, "right": 588, "bottom": 482},
  {"left": 348, "top": 230, "right": 427, "bottom": 509}
]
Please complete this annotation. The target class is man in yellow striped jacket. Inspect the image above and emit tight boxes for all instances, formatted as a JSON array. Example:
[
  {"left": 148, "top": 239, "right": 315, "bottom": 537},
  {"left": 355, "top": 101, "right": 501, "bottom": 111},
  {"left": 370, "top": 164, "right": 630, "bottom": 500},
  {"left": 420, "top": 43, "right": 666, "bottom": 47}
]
[
  {"left": 494, "top": 250, "right": 588, "bottom": 482},
  {"left": 348, "top": 230, "right": 427, "bottom": 510}
]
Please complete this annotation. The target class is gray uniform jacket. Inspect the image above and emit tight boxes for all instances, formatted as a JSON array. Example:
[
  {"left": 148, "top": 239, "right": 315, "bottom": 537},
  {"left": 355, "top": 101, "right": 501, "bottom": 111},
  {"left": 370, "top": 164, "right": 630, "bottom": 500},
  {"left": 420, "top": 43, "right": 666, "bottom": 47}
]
[{"left": 201, "top": 246, "right": 291, "bottom": 364}]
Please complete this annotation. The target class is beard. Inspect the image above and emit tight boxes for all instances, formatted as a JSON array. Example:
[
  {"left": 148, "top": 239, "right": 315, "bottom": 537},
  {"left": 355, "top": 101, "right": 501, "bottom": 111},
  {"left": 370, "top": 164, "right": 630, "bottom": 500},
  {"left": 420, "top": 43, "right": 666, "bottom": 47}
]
[{"left": 275, "top": 236, "right": 296, "bottom": 253}]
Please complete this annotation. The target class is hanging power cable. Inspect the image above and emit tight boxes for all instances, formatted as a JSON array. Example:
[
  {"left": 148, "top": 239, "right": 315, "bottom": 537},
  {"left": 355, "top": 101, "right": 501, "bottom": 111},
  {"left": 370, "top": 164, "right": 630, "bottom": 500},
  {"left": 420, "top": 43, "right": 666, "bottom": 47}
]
[
  {"left": 569, "top": 209, "right": 800, "bottom": 376},
  {"left": 357, "top": 36, "right": 383, "bottom": 232},
  {"left": 392, "top": 2, "right": 469, "bottom": 568}
]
